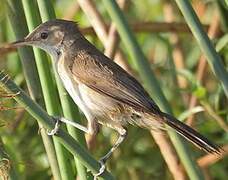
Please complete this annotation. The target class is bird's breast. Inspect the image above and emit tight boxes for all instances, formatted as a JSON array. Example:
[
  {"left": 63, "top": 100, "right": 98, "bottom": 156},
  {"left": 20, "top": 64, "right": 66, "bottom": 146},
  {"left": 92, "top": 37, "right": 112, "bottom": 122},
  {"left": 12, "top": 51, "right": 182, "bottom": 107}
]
[
  {"left": 56, "top": 56, "right": 117, "bottom": 117},
  {"left": 56, "top": 56, "right": 88, "bottom": 112},
  {"left": 78, "top": 83, "right": 117, "bottom": 114}
]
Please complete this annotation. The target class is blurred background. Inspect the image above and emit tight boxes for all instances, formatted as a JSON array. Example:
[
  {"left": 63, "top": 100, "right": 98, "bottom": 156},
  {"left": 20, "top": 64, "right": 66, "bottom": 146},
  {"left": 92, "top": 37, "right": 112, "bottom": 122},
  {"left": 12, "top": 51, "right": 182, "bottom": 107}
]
[{"left": 0, "top": 0, "right": 227, "bottom": 180}]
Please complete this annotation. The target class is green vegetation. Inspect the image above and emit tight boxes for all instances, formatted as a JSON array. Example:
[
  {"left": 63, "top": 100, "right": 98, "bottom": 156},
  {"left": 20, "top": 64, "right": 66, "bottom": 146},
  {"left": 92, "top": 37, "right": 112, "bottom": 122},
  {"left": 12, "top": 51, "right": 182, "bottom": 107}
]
[{"left": 0, "top": 0, "right": 227, "bottom": 180}]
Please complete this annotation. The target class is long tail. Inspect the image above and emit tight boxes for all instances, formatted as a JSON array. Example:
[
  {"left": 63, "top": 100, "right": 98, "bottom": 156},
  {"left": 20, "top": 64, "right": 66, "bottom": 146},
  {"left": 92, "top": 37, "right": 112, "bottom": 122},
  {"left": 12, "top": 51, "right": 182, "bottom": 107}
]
[{"left": 161, "top": 112, "right": 222, "bottom": 154}]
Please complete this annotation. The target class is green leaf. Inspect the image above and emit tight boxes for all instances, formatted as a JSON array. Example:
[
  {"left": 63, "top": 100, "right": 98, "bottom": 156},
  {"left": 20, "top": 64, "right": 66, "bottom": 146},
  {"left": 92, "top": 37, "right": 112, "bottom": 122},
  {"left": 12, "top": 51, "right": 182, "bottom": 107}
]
[
  {"left": 193, "top": 86, "right": 207, "bottom": 99},
  {"left": 178, "top": 106, "right": 204, "bottom": 122},
  {"left": 216, "top": 34, "right": 228, "bottom": 52}
]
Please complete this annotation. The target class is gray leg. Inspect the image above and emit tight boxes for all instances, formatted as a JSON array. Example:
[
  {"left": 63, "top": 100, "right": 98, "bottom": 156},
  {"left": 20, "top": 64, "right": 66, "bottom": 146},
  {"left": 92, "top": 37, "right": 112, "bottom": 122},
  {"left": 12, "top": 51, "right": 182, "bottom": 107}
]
[
  {"left": 94, "top": 128, "right": 127, "bottom": 179},
  {"left": 47, "top": 116, "right": 93, "bottom": 135}
]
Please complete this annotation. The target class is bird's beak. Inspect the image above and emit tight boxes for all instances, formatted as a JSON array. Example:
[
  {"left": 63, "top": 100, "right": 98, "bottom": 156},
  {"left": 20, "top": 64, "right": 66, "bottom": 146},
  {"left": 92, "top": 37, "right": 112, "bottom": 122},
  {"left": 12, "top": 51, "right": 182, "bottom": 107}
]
[
  {"left": 10, "top": 39, "right": 29, "bottom": 48},
  {"left": 0, "top": 38, "right": 33, "bottom": 56}
]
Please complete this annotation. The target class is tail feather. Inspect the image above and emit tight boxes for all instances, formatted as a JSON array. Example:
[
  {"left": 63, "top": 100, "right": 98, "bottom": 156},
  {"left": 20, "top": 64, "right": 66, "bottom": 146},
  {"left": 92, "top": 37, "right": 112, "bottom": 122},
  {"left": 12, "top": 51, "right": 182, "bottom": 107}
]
[{"left": 162, "top": 112, "right": 222, "bottom": 154}]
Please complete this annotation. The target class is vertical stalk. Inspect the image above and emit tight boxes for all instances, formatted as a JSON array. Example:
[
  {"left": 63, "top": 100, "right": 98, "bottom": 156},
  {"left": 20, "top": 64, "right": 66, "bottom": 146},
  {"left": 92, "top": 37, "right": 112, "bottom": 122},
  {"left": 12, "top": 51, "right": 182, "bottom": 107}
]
[
  {"left": 216, "top": 0, "right": 228, "bottom": 31},
  {"left": 102, "top": 0, "right": 204, "bottom": 179},
  {"left": 175, "top": 0, "right": 228, "bottom": 97},
  {"left": 6, "top": 0, "right": 61, "bottom": 179},
  {"left": 36, "top": 0, "right": 88, "bottom": 179},
  {"left": 21, "top": 0, "right": 75, "bottom": 180},
  {"left": 6, "top": 0, "right": 42, "bottom": 101},
  {"left": 0, "top": 17, "right": 19, "bottom": 180}
]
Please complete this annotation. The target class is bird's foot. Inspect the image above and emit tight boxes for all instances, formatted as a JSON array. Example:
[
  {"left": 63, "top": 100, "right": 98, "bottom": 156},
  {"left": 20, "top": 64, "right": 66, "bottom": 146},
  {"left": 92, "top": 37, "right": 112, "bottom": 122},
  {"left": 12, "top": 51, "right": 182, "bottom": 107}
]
[
  {"left": 93, "top": 158, "right": 106, "bottom": 180},
  {"left": 47, "top": 117, "right": 61, "bottom": 135}
]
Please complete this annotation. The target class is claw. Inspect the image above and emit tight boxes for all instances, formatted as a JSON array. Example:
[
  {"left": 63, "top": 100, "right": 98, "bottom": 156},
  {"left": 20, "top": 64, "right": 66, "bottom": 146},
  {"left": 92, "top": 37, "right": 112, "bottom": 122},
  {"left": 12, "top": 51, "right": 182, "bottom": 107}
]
[
  {"left": 93, "top": 159, "right": 106, "bottom": 180},
  {"left": 47, "top": 117, "right": 60, "bottom": 135},
  {"left": 93, "top": 129, "right": 127, "bottom": 179}
]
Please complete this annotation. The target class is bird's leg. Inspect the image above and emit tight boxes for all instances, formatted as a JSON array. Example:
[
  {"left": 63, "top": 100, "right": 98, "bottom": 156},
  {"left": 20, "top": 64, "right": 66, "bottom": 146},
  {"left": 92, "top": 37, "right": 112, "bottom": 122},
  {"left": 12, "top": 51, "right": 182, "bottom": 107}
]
[
  {"left": 47, "top": 116, "right": 95, "bottom": 135},
  {"left": 94, "top": 128, "right": 127, "bottom": 179}
]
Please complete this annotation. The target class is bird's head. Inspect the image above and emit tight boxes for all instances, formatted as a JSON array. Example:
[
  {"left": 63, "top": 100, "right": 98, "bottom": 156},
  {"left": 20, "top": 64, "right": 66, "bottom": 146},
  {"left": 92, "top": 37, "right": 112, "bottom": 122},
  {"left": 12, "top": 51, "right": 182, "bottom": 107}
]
[{"left": 11, "top": 19, "right": 81, "bottom": 58}]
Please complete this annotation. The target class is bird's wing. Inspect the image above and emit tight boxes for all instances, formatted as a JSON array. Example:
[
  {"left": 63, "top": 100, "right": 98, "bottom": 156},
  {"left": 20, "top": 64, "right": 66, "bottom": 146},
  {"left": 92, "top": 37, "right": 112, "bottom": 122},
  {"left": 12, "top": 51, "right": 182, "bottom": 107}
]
[{"left": 71, "top": 51, "right": 160, "bottom": 113}]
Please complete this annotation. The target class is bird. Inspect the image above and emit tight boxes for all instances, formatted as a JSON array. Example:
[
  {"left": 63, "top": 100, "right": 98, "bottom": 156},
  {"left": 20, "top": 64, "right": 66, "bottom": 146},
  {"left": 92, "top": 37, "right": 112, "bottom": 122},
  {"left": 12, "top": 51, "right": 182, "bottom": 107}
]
[{"left": 11, "top": 19, "right": 222, "bottom": 177}]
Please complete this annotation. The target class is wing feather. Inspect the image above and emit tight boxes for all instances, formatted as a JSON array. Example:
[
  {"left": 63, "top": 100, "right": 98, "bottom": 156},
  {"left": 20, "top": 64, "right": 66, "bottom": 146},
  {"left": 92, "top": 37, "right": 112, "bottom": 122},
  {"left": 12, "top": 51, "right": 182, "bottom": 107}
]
[{"left": 71, "top": 51, "right": 160, "bottom": 114}]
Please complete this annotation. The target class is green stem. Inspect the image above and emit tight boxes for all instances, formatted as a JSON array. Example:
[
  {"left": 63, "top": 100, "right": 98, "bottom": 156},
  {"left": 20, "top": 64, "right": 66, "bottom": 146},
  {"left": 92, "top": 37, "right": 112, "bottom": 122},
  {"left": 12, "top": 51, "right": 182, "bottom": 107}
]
[
  {"left": 21, "top": 1, "right": 76, "bottom": 180},
  {"left": 102, "top": 1, "right": 204, "bottom": 179},
  {"left": 0, "top": 71, "right": 114, "bottom": 180},
  {"left": 6, "top": 0, "right": 42, "bottom": 102},
  {"left": 36, "top": 0, "right": 88, "bottom": 179},
  {"left": 216, "top": 0, "right": 228, "bottom": 32},
  {"left": 175, "top": 0, "right": 228, "bottom": 98},
  {"left": 6, "top": 0, "right": 61, "bottom": 179},
  {"left": 1, "top": 13, "right": 19, "bottom": 180}
]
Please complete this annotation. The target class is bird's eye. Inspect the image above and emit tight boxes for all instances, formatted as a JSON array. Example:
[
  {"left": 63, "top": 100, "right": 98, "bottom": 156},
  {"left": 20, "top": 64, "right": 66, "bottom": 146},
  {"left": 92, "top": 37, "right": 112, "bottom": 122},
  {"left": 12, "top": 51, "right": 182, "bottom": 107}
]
[{"left": 40, "top": 32, "right": 48, "bottom": 39}]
